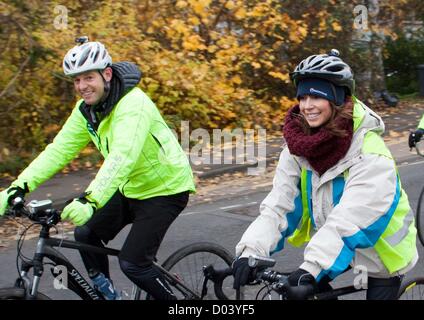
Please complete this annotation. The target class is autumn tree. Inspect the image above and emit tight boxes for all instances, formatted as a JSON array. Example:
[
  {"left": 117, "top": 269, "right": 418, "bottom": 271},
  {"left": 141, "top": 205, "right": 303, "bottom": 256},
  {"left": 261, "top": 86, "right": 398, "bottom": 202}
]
[{"left": 0, "top": 0, "right": 420, "bottom": 175}]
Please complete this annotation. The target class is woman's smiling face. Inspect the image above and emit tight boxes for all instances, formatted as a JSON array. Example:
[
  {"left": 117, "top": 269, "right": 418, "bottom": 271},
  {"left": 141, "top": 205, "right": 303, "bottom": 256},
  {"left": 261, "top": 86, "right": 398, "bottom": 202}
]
[{"left": 299, "top": 95, "right": 332, "bottom": 128}]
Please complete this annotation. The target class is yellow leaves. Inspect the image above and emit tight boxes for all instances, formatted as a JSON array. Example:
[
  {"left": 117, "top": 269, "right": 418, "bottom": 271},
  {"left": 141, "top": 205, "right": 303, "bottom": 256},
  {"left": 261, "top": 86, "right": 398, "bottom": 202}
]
[
  {"left": 251, "top": 4, "right": 266, "bottom": 17},
  {"left": 176, "top": 0, "right": 188, "bottom": 8},
  {"left": 260, "top": 59, "right": 274, "bottom": 68},
  {"left": 279, "top": 96, "right": 296, "bottom": 109},
  {"left": 232, "top": 75, "right": 242, "bottom": 85},
  {"left": 298, "top": 26, "right": 308, "bottom": 38},
  {"left": 225, "top": 1, "right": 236, "bottom": 10},
  {"left": 289, "top": 25, "right": 308, "bottom": 44},
  {"left": 3, "top": 0, "right": 380, "bottom": 176},
  {"left": 183, "top": 35, "right": 207, "bottom": 51},
  {"left": 188, "top": 0, "right": 212, "bottom": 17},
  {"left": 213, "top": 82, "right": 235, "bottom": 95},
  {"left": 207, "top": 45, "right": 218, "bottom": 53},
  {"left": 170, "top": 19, "right": 189, "bottom": 35},
  {"left": 268, "top": 71, "right": 290, "bottom": 83},
  {"left": 251, "top": 62, "right": 261, "bottom": 69},
  {"left": 234, "top": 7, "right": 247, "bottom": 20},
  {"left": 192, "top": 68, "right": 209, "bottom": 83},
  {"left": 188, "top": 16, "right": 201, "bottom": 26},
  {"left": 2, "top": 148, "right": 10, "bottom": 157},
  {"left": 318, "top": 17, "right": 327, "bottom": 32},
  {"left": 331, "top": 21, "right": 342, "bottom": 32},
  {"left": 146, "top": 26, "right": 154, "bottom": 34}
]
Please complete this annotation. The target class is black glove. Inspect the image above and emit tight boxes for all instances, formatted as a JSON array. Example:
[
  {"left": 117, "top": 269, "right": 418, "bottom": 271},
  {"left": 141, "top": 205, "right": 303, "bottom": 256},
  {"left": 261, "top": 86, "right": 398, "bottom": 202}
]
[
  {"left": 6, "top": 185, "right": 28, "bottom": 205},
  {"left": 288, "top": 268, "right": 316, "bottom": 287},
  {"left": 232, "top": 257, "right": 256, "bottom": 290},
  {"left": 409, "top": 129, "right": 424, "bottom": 148}
]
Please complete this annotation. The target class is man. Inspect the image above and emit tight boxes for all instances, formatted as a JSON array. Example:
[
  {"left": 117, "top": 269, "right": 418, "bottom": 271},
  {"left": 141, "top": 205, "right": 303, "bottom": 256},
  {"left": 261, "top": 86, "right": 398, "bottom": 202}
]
[
  {"left": 0, "top": 38, "right": 196, "bottom": 300},
  {"left": 409, "top": 114, "right": 424, "bottom": 149}
]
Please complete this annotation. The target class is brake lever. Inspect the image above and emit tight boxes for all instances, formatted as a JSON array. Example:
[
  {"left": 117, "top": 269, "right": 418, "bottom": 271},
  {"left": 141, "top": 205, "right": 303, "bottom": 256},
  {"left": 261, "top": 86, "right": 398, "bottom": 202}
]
[
  {"left": 46, "top": 209, "right": 61, "bottom": 226},
  {"left": 5, "top": 197, "right": 26, "bottom": 217},
  {"left": 285, "top": 283, "right": 316, "bottom": 300}
]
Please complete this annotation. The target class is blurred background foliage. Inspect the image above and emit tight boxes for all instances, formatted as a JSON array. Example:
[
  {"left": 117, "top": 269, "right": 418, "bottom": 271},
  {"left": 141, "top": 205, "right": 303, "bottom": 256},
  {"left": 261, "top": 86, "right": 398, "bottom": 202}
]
[{"left": 0, "top": 0, "right": 423, "bottom": 175}]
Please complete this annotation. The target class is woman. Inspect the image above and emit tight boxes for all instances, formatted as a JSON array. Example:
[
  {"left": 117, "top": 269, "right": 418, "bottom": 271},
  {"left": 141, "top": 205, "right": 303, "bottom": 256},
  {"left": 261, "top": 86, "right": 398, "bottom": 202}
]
[{"left": 232, "top": 50, "right": 417, "bottom": 300}]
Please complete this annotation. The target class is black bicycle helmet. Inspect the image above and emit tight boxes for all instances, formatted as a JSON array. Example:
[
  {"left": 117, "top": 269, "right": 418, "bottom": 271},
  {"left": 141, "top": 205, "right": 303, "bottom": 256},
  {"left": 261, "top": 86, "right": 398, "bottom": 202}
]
[{"left": 290, "top": 49, "right": 355, "bottom": 95}]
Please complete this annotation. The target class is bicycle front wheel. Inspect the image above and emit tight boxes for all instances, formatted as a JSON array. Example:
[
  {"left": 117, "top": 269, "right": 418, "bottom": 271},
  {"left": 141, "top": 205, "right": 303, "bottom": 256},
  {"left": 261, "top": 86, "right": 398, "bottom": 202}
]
[
  {"left": 0, "top": 287, "right": 51, "bottom": 300},
  {"left": 161, "top": 242, "right": 237, "bottom": 300},
  {"left": 398, "top": 277, "right": 424, "bottom": 300},
  {"left": 416, "top": 186, "right": 424, "bottom": 247}
]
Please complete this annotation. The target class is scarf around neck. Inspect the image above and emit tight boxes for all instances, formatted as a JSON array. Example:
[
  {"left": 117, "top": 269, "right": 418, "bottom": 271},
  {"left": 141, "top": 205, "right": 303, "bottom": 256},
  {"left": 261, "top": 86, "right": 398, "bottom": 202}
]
[{"left": 283, "top": 105, "right": 353, "bottom": 176}]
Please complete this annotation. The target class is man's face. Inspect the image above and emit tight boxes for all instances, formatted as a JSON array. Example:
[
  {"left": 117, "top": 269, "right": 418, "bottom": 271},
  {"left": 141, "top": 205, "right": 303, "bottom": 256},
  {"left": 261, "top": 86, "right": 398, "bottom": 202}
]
[{"left": 73, "top": 68, "right": 112, "bottom": 105}]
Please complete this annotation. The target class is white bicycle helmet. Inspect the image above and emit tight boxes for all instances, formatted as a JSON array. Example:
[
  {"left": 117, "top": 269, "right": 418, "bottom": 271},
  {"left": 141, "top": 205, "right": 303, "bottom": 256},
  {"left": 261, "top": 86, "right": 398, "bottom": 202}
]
[
  {"left": 63, "top": 40, "right": 112, "bottom": 76},
  {"left": 290, "top": 49, "right": 355, "bottom": 95}
]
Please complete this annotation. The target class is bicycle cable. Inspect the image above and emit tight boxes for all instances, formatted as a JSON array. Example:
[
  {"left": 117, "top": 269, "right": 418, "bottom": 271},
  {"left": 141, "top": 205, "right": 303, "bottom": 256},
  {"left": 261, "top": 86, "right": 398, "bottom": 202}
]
[
  {"left": 57, "top": 221, "right": 65, "bottom": 249},
  {"left": 17, "top": 222, "right": 40, "bottom": 264},
  {"left": 14, "top": 220, "right": 38, "bottom": 283},
  {"left": 256, "top": 284, "right": 273, "bottom": 300}
]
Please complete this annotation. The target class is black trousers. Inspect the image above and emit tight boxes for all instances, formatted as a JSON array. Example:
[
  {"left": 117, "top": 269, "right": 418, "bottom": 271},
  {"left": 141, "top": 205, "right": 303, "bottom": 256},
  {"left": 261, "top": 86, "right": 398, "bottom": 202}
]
[
  {"left": 74, "top": 191, "right": 189, "bottom": 277},
  {"left": 318, "top": 271, "right": 403, "bottom": 300}
]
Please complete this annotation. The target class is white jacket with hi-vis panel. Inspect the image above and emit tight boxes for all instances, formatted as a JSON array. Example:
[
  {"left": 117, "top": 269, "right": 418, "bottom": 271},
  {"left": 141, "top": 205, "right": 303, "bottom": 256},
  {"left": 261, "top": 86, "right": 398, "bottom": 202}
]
[{"left": 236, "top": 97, "right": 418, "bottom": 280}]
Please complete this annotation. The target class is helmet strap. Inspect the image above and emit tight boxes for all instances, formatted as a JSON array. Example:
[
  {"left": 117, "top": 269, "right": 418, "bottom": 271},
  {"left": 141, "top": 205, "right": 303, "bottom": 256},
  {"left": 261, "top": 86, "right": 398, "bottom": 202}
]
[
  {"left": 98, "top": 69, "right": 111, "bottom": 105},
  {"left": 330, "top": 83, "right": 343, "bottom": 108}
]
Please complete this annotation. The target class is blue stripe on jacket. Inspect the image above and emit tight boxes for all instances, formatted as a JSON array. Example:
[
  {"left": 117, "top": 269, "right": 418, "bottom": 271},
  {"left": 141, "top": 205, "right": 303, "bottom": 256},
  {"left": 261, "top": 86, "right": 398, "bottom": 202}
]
[
  {"left": 332, "top": 175, "right": 345, "bottom": 206},
  {"left": 306, "top": 170, "right": 316, "bottom": 228},
  {"left": 316, "top": 177, "right": 401, "bottom": 282},
  {"left": 271, "top": 187, "right": 304, "bottom": 254}
]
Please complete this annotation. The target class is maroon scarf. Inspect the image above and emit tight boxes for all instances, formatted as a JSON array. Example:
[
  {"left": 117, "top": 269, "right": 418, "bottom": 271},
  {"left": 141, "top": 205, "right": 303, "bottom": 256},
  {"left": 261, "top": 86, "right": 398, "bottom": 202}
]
[{"left": 283, "top": 105, "right": 353, "bottom": 176}]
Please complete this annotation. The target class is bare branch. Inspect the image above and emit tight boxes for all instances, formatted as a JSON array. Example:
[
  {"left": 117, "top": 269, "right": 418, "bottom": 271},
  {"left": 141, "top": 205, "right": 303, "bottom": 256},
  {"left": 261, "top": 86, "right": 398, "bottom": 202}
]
[{"left": 0, "top": 14, "right": 34, "bottom": 100}]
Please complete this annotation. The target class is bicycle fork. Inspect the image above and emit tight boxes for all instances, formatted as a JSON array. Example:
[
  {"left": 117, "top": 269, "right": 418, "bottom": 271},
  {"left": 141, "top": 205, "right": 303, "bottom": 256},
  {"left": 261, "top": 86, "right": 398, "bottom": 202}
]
[{"left": 16, "top": 238, "right": 47, "bottom": 299}]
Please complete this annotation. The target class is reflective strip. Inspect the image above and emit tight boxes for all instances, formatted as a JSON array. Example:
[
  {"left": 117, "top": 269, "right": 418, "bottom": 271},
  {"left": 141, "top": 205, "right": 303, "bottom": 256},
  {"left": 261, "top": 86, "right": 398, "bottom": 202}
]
[
  {"left": 304, "top": 170, "right": 316, "bottom": 228},
  {"left": 271, "top": 185, "right": 304, "bottom": 254},
  {"left": 362, "top": 131, "right": 393, "bottom": 159},
  {"left": 384, "top": 209, "right": 414, "bottom": 246},
  {"left": 317, "top": 175, "right": 401, "bottom": 281},
  {"left": 352, "top": 97, "right": 366, "bottom": 132},
  {"left": 287, "top": 169, "right": 313, "bottom": 248},
  {"left": 419, "top": 115, "right": 424, "bottom": 129}
]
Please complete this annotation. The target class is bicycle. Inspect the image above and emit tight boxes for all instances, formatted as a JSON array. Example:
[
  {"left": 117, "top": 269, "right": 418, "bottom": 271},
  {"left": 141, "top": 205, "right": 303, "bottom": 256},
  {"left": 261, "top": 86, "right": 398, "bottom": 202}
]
[
  {"left": 224, "top": 255, "right": 421, "bottom": 300},
  {"left": 412, "top": 139, "right": 424, "bottom": 247},
  {"left": 0, "top": 197, "right": 237, "bottom": 300}
]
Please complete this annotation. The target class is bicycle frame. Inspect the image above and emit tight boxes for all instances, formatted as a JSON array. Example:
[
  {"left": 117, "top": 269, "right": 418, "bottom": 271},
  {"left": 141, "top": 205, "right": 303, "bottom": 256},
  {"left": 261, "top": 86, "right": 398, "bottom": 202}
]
[
  {"left": 16, "top": 228, "right": 204, "bottom": 300},
  {"left": 255, "top": 276, "right": 367, "bottom": 300},
  {"left": 311, "top": 285, "right": 366, "bottom": 300},
  {"left": 18, "top": 234, "right": 119, "bottom": 300},
  {"left": 8, "top": 199, "right": 230, "bottom": 300}
]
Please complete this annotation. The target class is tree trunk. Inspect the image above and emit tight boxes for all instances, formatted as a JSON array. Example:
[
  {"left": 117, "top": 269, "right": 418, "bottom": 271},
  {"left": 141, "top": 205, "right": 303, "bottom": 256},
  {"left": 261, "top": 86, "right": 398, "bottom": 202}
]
[{"left": 351, "top": 0, "right": 386, "bottom": 97}]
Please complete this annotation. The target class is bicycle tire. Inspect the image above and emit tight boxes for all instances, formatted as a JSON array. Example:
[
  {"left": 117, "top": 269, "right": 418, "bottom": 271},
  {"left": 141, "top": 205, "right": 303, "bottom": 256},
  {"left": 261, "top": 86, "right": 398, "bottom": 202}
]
[
  {"left": 398, "top": 277, "right": 424, "bottom": 300},
  {"left": 0, "top": 287, "right": 51, "bottom": 300},
  {"left": 160, "top": 242, "right": 237, "bottom": 300},
  {"left": 416, "top": 185, "right": 424, "bottom": 247}
]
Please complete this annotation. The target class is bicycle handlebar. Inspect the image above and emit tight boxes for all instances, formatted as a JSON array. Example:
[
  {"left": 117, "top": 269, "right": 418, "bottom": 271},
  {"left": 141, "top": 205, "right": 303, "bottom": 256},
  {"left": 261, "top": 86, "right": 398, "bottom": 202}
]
[
  {"left": 250, "top": 256, "right": 316, "bottom": 300},
  {"left": 6, "top": 197, "right": 61, "bottom": 227}
]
